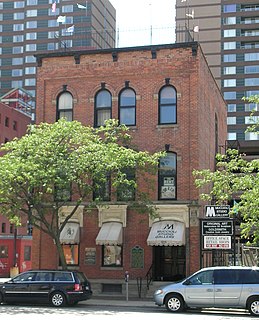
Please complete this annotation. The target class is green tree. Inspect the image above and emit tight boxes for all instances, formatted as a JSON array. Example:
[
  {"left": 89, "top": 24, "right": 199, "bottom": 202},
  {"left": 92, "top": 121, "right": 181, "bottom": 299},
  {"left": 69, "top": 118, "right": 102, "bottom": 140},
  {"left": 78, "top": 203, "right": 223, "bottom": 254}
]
[
  {"left": 0, "top": 119, "right": 162, "bottom": 269},
  {"left": 194, "top": 95, "right": 259, "bottom": 243}
]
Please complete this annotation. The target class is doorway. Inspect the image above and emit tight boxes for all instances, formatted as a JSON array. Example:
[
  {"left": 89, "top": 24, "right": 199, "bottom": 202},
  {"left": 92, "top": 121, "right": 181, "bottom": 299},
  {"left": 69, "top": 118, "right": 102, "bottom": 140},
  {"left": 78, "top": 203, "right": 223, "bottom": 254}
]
[{"left": 153, "top": 246, "right": 186, "bottom": 281}]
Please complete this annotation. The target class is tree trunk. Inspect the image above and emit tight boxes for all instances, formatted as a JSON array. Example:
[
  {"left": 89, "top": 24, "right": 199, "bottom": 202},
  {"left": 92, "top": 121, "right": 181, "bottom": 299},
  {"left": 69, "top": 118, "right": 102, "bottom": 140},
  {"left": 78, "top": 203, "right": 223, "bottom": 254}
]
[{"left": 54, "top": 236, "right": 68, "bottom": 270}]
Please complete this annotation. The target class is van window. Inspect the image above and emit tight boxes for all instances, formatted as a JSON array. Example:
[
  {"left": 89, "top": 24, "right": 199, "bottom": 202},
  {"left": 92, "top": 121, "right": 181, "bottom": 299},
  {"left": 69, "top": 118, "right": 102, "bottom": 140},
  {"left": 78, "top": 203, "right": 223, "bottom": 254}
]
[
  {"left": 188, "top": 270, "right": 213, "bottom": 285},
  {"left": 240, "top": 270, "right": 259, "bottom": 284},
  {"left": 214, "top": 269, "right": 239, "bottom": 284}
]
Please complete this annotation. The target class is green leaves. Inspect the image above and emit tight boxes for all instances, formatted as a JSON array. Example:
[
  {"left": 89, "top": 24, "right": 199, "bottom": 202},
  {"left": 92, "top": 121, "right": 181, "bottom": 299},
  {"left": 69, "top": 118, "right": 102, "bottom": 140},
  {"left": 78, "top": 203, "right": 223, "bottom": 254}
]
[{"left": 193, "top": 148, "right": 259, "bottom": 243}]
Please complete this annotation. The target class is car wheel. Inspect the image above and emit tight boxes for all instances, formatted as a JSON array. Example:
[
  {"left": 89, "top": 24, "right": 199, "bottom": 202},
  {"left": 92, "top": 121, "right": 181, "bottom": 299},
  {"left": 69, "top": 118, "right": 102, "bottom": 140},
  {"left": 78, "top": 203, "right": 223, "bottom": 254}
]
[
  {"left": 165, "top": 294, "right": 185, "bottom": 313},
  {"left": 50, "top": 291, "right": 66, "bottom": 307},
  {"left": 249, "top": 297, "right": 259, "bottom": 316},
  {"left": 0, "top": 292, "right": 3, "bottom": 304}
]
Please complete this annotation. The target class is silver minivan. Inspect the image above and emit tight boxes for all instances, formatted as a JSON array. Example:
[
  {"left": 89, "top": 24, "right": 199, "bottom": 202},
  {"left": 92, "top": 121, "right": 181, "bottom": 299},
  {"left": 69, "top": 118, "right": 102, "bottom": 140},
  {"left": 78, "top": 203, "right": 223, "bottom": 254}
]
[{"left": 154, "top": 266, "right": 259, "bottom": 316}]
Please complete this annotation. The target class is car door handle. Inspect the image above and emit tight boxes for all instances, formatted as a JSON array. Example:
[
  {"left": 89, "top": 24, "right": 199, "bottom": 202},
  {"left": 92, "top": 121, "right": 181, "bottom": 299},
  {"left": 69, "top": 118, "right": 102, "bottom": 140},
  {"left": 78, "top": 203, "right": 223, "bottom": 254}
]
[
  {"left": 215, "top": 289, "right": 222, "bottom": 292},
  {"left": 207, "top": 289, "right": 213, "bottom": 292}
]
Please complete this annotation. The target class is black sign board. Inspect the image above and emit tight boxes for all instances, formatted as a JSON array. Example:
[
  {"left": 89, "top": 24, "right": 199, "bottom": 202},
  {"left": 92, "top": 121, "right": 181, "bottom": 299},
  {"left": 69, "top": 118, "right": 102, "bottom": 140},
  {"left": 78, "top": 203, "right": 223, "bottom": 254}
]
[
  {"left": 202, "top": 220, "right": 233, "bottom": 236},
  {"left": 205, "top": 205, "right": 230, "bottom": 218}
]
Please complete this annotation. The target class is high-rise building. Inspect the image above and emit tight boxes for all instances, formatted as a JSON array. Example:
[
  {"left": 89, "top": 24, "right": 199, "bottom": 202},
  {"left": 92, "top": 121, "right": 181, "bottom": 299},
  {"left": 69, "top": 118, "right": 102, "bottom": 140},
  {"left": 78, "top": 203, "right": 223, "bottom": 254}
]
[
  {"left": 176, "top": 0, "right": 259, "bottom": 155},
  {"left": 0, "top": 0, "right": 116, "bottom": 120}
]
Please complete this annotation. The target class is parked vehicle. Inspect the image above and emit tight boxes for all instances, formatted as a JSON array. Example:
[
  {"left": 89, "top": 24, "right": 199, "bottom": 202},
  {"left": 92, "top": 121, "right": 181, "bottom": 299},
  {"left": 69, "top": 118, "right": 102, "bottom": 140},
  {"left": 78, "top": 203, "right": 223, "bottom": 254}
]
[
  {"left": 0, "top": 270, "right": 92, "bottom": 307},
  {"left": 154, "top": 266, "right": 259, "bottom": 316}
]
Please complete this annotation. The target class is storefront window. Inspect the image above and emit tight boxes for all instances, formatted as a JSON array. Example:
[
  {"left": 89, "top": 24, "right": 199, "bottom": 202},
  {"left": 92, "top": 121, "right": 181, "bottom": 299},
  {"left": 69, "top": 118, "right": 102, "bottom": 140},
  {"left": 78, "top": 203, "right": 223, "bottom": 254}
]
[
  {"left": 62, "top": 244, "right": 79, "bottom": 265},
  {"left": 102, "top": 245, "right": 122, "bottom": 267}
]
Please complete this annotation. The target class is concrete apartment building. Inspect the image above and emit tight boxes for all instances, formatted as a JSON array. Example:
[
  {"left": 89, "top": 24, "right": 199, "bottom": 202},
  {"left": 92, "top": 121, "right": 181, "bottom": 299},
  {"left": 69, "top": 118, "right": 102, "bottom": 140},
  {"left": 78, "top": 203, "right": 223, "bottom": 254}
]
[
  {"left": 33, "top": 42, "right": 227, "bottom": 295},
  {"left": 176, "top": 0, "right": 259, "bottom": 156},
  {"left": 0, "top": 0, "right": 116, "bottom": 120}
]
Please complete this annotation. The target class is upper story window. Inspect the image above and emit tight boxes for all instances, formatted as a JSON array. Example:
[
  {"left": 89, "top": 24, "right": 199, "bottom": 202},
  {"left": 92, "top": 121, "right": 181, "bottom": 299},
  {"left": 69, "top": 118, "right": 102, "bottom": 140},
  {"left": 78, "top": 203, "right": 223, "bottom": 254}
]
[
  {"left": 13, "top": 24, "right": 24, "bottom": 31},
  {"left": 26, "top": 21, "right": 37, "bottom": 29},
  {"left": 94, "top": 89, "right": 112, "bottom": 127},
  {"left": 14, "top": 12, "right": 25, "bottom": 20},
  {"left": 223, "top": 42, "right": 236, "bottom": 50},
  {"left": 223, "top": 17, "right": 236, "bottom": 25},
  {"left": 14, "top": 1, "right": 25, "bottom": 8},
  {"left": 119, "top": 88, "right": 136, "bottom": 126},
  {"left": 27, "top": 0, "right": 37, "bottom": 5},
  {"left": 223, "top": 66, "right": 236, "bottom": 75},
  {"left": 1, "top": 223, "right": 6, "bottom": 233},
  {"left": 158, "top": 152, "right": 177, "bottom": 200},
  {"left": 224, "top": 4, "right": 236, "bottom": 13},
  {"left": 159, "top": 85, "right": 177, "bottom": 125},
  {"left": 27, "top": 10, "right": 37, "bottom": 17},
  {"left": 62, "top": 5, "right": 73, "bottom": 13},
  {"left": 57, "top": 91, "right": 73, "bottom": 121},
  {"left": 224, "top": 29, "right": 236, "bottom": 37},
  {"left": 223, "top": 54, "right": 236, "bottom": 62}
]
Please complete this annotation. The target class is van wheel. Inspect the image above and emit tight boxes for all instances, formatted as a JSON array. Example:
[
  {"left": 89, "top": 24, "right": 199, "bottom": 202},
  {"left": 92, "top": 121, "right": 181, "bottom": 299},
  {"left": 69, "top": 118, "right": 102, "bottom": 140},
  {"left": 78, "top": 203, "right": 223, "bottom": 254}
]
[
  {"left": 249, "top": 297, "right": 259, "bottom": 316},
  {"left": 50, "top": 291, "right": 66, "bottom": 307},
  {"left": 165, "top": 294, "right": 185, "bottom": 312}
]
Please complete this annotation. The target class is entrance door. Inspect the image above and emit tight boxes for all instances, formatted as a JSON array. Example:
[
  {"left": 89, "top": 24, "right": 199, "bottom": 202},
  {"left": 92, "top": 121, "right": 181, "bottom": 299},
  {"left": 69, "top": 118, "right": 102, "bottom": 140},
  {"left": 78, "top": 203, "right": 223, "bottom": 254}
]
[{"left": 153, "top": 246, "right": 186, "bottom": 281}]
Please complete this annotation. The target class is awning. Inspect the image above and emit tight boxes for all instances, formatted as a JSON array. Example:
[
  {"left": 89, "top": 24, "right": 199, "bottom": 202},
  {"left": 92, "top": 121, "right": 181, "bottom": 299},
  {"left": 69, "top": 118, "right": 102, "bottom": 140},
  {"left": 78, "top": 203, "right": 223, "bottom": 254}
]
[
  {"left": 147, "top": 220, "right": 185, "bottom": 246},
  {"left": 96, "top": 222, "right": 123, "bottom": 245},
  {"left": 60, "top": 222, "right": 80, "bottom": 244}
]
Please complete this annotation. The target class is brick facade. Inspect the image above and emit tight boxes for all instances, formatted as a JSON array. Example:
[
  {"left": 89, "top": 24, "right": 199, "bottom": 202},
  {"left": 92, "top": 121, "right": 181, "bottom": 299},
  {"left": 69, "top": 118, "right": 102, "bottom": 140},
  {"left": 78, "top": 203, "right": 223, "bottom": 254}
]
[{"left": 34, "top": 43, "right": 227, "bottom": 290}]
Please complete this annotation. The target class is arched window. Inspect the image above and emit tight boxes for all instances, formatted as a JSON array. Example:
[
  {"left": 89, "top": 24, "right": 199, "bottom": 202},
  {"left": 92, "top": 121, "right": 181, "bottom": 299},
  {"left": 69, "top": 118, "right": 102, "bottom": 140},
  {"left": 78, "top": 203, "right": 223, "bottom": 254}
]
[
  {"left": 158, "top": 152, "right": 177, "bottom": 200},
  {"left": 159, "top": 86, "right": 177, "bottom": 124},
  {"left": 57, "top": 91, "right": 73, "bottom": 121},
  {"left": 119, "top": 88, "right": 136, "bottom": 126},
  {"left": 94, "top": 89, "right": 112, "bottom": 127}
]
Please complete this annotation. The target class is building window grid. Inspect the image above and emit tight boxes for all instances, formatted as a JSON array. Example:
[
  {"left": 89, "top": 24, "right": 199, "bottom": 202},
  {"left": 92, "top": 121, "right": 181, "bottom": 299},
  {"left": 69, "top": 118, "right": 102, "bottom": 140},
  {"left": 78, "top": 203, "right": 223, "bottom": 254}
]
[
  {"left": 119, "top": 88, "right": 136, "bottom": 126},
  {"left": 159, "top": 85, "right": 177, "bottom": 125},
  {"left": 94, "top": 89, "right": 112, "bottom": 127}
]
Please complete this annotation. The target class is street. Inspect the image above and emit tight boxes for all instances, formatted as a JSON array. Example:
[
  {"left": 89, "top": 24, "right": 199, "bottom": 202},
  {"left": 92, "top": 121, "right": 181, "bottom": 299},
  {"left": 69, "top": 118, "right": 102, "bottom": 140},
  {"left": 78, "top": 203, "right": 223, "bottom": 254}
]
[{"left": 0, "top": 302, "right": 256, "bottom": 320}]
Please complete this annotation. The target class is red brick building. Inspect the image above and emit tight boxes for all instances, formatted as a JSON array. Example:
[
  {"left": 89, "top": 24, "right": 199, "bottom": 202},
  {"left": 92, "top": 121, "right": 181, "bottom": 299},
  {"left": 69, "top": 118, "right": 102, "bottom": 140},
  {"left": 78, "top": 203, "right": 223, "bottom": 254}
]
[
  {"left": 0, "top": 88, "right": 32, "bottom": 277},
  {"left": 34, "top": 42, "right": 227, "bottom": 295}
]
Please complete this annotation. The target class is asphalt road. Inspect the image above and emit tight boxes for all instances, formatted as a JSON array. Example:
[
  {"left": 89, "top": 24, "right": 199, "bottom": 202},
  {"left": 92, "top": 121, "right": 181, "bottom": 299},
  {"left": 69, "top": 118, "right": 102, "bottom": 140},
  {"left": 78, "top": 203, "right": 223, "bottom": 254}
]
[{"left": 0, "top": 302, "right": 256, "bottom": 320}]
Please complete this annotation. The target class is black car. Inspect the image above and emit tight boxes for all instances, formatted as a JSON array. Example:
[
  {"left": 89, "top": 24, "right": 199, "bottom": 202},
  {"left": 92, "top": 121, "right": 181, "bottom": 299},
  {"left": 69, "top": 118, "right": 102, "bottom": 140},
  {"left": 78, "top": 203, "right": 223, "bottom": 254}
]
[{"left": 0, "top": 270, "right": 92, "bottom": 307}]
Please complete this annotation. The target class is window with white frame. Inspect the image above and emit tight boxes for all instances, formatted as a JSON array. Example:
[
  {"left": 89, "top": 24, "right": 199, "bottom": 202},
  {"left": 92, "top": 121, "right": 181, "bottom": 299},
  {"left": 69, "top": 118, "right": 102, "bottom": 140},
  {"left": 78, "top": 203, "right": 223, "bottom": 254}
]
[
  {"left": 26, "top": 32, "right": 37, "bottom": 40},
  {"left": 12, "top": 57, "right": 23, "bottom": 65},
  {"left": 224, "top": 54, "right": 236, "bottom": 62},
  {"left": 25, "top": 78, "right": 36, "bottom": 86},
  {"left": 14, "top": 12, "right": 25, "bottom": 20},
  {"left": 26, "top": 10, "right": 37, "bottom": 17},
  {"left": 224, "top": 66, "right": 236, "bottom": 75},
  {"left": 25, "top": 67, "right": 36, "bottom": 74},
  {"left": 224, "top": 91, "right": 236, "bottom": 100},
  {"left": 25, "top": 55, "right": 36, "bottom": 63},
  {"left": 25, "top": 44, "right": 37, "bottom": 51},
  {"left": 224, "top": 29, "right": 236, "bottom": 37},
  {"left": 245, "top": 132, "right": 259, "bottom": 140},
  {"left": 228, "top": 104, "right": 236, "bottom": 112},
  {"left": 13, "top": 35, "right": 24, "bottom": 42},
  {"left": 227, "top": 117, "right": 236, "bottom": 125},
  {"left": 223, "top": 17, "right": 236, "bottom": 25},
  {"left": 245, "top": 103, "right": 258, "bottom": 111},
  {"left": 12, "top": 69, "right": 23, "bottom": 77},
  {"left": 13, "top": 46, "right": 24, "bottom": 54},
  {"left": 245, "top": 78, "right": 259, "bottom": 86},
  {"left": 224, "top": 42, "right": 236, "bottom": 50},
  {"left": 224, "top": 79, "right": 236, "bottom": 87},
  {"left": 14, "top": 1, "right": 25, "bottom": 8},
  {"left": 228, "top": 132, "right": 237, "bottom": 140},
  {"left": 13, "top": 24, "right": 24, "bottom": 31},
  {"left": 26, "top": 21, "right": 37, "bottom": 29}
]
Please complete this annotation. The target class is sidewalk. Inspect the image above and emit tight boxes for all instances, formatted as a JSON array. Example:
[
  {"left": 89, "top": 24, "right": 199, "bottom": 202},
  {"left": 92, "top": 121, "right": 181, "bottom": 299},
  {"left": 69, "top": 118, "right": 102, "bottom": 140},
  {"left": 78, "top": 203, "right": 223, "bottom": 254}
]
[{"left": 85, "top": 297, "right": 155, "bottom": 308}]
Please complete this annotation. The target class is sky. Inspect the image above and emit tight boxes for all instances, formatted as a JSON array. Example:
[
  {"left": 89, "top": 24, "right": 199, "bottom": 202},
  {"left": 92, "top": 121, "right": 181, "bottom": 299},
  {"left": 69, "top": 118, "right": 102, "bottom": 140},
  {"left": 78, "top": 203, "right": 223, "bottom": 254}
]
[{"left": 109, "top": 0, "right": 176, "bottom": 48}]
